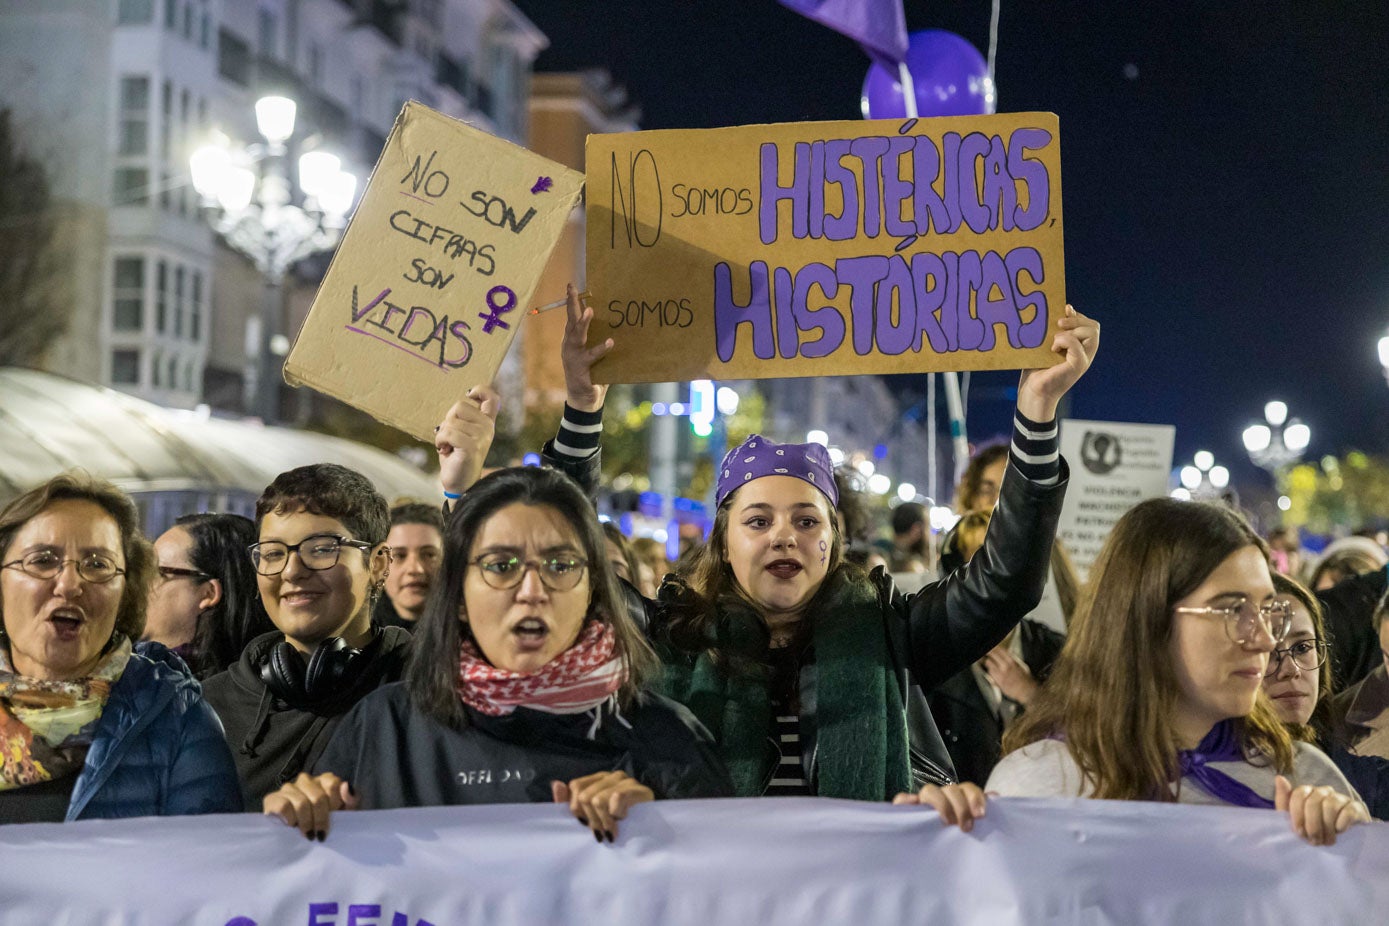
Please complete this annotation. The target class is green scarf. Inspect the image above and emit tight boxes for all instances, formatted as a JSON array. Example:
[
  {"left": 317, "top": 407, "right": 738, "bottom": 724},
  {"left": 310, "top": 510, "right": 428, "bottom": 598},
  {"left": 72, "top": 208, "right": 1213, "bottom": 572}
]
[{"left": 657, "top": 574, "right": 911, "bottom": 800}]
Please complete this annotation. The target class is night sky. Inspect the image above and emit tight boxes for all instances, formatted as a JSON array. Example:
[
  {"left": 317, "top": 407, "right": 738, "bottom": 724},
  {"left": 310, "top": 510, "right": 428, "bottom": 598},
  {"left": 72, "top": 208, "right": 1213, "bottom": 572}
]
[{"left": 513, "top": 0, "right": 1389, "bottom": 485}]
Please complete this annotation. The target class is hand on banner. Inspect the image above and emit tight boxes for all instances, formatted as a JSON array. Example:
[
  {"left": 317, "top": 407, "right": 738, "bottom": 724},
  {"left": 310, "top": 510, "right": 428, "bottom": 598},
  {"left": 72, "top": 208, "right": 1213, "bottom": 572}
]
[
  {"left": 562, "top": 283, "right": 613, "bottom": 413},
  {"left": 437, "top": 384, "right": 501, "bottom": 501},
  {"left": 1275, "top": 775, "right": 1369, "bottom": 846},
  {"left": 1016, "top": 305, "right": 1100, "bottom": 422},
  {"left": 263, "top": 771, "right": 360, "bottom": 841},
  {"left": 893, "top": 782, "right": 988, "bottom": 833},
  {"left": 981, "top": 647, "right": 1040, "bottom": 706},
  {"left": 552, "top": 771, "right": 654, "bottom": 843}
]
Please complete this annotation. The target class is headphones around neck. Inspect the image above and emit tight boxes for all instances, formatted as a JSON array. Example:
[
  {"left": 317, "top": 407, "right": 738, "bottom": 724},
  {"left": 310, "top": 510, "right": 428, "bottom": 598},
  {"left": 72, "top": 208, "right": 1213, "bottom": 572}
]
[{"left": 260, "top": 636, "right": 368, "bottom": 708}]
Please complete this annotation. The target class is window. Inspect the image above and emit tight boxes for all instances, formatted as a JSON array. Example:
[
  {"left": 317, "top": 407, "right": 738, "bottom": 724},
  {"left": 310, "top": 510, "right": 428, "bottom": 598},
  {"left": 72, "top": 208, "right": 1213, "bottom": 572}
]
[
  {"left": 117, "top": 76, "right": 149, "bottom": 156},
  {"left": 190, "top": 270, "right": 203, "bottom": 341},
  {"left": 152, "top": 350, "right": 163, "bottom": 387},
  {"left": 117, "top": 0, "right": 155, "bottom": 25},
  {"left": 112, "top": 350, "right": 141, "bottom": 385},
  {"left": 307, "top": 42, "right": 323, "bottom": 87},
  {"left": 182, "top": 1, "right": 194, "bottom": 40},
  {"left": 112, "top": 257, "right": 145, "bottom": 331},
  {"left": 218, "top": 29, "right": 251, "bottom": 85},
  {"left": 200, "top": 10, "right": 211, "bottom": 49},
  {"left": 173, "top": 266, "right": 185, "bottom": 338},
  {"left": 159, "top": 80, "right": 173, "bottom": 210},
  {"left": 155, "top": 261, "right": 168, "bottom": 333},
  {"left": 179, "top": 89, "right": 192, "bottom": 215},
  {"left": 258, "top": 7, "right": 277, "bottom": 59},
  {"left": 164, "top": 0, "right": 177, "bottom": 30},
  {"left": 113, "top": 167, "right": 149, "bottom": 205}
]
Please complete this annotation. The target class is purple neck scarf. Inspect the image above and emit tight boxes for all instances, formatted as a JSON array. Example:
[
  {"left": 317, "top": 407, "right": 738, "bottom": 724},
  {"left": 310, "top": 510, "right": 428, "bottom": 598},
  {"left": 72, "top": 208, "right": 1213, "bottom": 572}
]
[{"left": 1177, "top": 720, "right": 1274, "bottom": 809}]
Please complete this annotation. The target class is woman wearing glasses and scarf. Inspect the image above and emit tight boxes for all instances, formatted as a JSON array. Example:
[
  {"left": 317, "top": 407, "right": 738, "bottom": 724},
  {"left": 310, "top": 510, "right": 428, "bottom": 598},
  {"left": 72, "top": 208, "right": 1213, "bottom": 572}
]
[
  {"left": 0, "top": 474, "right": 241, "bottom": 823},
  {"left": 988, "top": 499, "right": 1369, "bottom": 846},
  {"left": 263, "top": 466, "right": 731, "bottom": 843}
]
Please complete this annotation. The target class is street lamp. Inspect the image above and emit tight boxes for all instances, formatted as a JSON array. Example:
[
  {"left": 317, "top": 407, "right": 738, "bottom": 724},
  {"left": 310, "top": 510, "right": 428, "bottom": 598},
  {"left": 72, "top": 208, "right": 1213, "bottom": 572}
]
[
  {"left": 190, "top": 95, "right": 357, "bottom": 421},
  {"left": 1179, "top": 449, "right": 1230, "bottom": 500},
  {"left": 1378, "top": 335, "right": 1389, "bottom": 385},
  {"left": 1241, "top": 400, "right": 1311, "bottom": 474}
]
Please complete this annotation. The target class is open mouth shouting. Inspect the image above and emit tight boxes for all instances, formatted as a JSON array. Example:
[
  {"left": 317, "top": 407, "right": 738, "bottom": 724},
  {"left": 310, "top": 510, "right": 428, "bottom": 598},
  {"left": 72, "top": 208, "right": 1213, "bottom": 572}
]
[
  {"left": 47, "top": 606, "right": 86, "bottom": 640},
  {"left": 512, "top": 617, "right": 551, "bottom": 651},
  {"left": 765, "top": 559, "right": 803, "bottom": 580}
]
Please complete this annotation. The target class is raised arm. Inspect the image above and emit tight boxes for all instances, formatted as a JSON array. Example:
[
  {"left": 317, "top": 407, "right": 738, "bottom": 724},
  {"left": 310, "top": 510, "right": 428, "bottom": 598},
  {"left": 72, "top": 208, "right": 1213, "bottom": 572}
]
[
  {"left": 896, "top": 306, "right": 1099, "bottom": 689},
  {"left": 541, "top": 283, "right": 614, "bottom": 497}
]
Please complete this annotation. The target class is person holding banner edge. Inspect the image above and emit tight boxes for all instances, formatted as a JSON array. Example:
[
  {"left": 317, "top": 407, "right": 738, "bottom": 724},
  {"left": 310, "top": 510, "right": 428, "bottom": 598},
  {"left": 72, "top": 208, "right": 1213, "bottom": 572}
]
[
  {"left": 263, "top": 464, "right": 732, "bottom": 842},
  {"left": 988, "top": 499, "right": 1370, "bottom": 845},
  {"left": 548, "top": 285, "right": 1097, "bottom": 828}
]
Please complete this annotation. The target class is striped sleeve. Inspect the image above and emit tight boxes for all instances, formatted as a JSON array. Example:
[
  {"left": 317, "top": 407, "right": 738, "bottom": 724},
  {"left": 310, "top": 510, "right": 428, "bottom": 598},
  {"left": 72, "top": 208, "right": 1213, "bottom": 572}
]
[
  {"left": 1010, "top": 411, "right": 1060, "bottom": 486},
  {"left": 549, "top": 403, "right": 603, "bottom": 461}
]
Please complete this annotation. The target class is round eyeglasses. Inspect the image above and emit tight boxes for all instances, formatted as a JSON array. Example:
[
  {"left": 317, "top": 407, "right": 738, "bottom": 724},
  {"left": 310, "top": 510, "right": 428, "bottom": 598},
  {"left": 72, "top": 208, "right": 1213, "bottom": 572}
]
[
  {"left": 249, "top": 534, "right": 374, "bottom": 577},
  {"left": 1173, "top": 598, "right": 1292, "bottom": 645},
  {"left": 2, "top": 551, "right": 125, "bottom": 584},
  {"left": 469, "top": 553, "right": 588, "bottom": 591},
  {"left": 1265, "top": 639, "right": 1330, "bottom": 677}
]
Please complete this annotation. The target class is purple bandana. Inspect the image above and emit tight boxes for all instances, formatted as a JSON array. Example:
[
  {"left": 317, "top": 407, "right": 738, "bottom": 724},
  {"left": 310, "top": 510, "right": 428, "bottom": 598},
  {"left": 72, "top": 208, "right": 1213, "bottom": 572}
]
[
  {"left": 1177, "top": 720, "right": 1274, "bottom": 809},
  {"left": 715, "top": 434, "right": 838, "bottom": 509}
]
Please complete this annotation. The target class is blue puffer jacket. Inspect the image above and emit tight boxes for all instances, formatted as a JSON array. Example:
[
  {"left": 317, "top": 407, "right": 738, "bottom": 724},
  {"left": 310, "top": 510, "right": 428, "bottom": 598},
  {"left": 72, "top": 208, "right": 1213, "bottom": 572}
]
[{"left": 66, "top": 643, "right": 243, "bottom": 821}]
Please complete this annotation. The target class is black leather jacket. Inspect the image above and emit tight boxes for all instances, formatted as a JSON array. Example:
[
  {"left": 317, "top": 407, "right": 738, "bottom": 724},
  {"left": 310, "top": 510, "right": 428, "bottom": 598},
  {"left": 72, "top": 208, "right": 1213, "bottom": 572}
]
[{"left": 634, "top": 457, "right": 1068, "bottom": 795}]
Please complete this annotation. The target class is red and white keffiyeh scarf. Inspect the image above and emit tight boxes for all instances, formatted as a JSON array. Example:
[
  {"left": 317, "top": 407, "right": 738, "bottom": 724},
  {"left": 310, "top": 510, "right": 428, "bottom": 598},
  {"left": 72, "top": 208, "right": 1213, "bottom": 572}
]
[{"left": 457, "top": 620, "right": 626, "bottom": 718}]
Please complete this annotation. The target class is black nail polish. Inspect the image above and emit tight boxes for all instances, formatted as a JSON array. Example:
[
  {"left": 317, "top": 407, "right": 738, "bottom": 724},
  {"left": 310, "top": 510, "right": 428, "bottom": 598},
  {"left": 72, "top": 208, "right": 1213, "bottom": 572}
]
[
  {"left": 577, "top": 816, "right": 588, "bottom": 826},
  {"left": 305, "top": 831, "right": 315, "bottom": 842},
  {"left": 593, "top": 829, "right": 603, "bottom": 843},
  {"left": 605, "top": 830, "right": 615, "bottom": 843},
  {"left": 316, "top": 830, "right": 326, "bottom": 842}
]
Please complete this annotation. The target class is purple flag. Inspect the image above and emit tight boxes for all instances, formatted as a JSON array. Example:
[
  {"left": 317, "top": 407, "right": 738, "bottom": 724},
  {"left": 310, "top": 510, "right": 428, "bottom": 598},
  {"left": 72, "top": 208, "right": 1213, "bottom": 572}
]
[{"left": 780, "top": 0, "right": 908, "bottom": 63}]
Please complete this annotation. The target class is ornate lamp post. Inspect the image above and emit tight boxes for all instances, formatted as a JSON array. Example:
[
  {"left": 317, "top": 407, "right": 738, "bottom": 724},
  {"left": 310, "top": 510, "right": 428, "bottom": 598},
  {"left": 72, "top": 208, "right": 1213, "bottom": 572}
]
[
  {"left": 190, "top": 96, "right": 357, "bottom": 422},
  {"left": 1178, "top": 449, "right": 1230, "bottom": 501},
  {"left": 1241, "top": 401, "right": 1311, "bottom": 473}
]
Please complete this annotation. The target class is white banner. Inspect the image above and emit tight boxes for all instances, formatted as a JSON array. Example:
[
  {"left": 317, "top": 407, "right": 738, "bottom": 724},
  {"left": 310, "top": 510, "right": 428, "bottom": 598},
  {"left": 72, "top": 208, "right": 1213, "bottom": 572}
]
[
  {"left": 1056, "top": 419, "right": 1177, "bottom": 580},
  {"left": 1, "top": 797, "right": 1385, "bottom": 925}
]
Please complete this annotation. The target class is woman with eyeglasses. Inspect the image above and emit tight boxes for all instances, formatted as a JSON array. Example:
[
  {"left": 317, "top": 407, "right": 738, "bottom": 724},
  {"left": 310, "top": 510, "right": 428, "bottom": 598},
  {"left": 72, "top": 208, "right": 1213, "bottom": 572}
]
[
  {"left": 1263, "top": 574, "right": 1389, "bottom": 819},
  {"left": 143, "top": 513, "right": 274, "bottom": 677},
  {"left": 0, "top": 473, "right": 241, "bottom": 823},
  {"left": 262, "top": 466, "right": 732, "bottom": 842},
  {"left": 987, "top": 499, "right": 1369, "bottom": 845}
]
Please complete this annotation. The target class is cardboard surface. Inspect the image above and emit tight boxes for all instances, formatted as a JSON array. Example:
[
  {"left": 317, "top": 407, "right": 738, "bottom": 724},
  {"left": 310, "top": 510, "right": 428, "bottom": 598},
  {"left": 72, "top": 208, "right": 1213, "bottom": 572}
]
[
  {"left": 285, "top": 101, "right": 584, "bottom": 441},
  {"left": 585, "top": 112, "right": 1064, "bottom": 383}
]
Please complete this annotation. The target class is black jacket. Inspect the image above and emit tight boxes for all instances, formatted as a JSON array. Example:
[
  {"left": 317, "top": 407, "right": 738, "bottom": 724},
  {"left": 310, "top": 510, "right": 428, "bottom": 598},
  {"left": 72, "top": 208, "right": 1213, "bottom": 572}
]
[
  {"left": 926, "top": 619, "right": 1066, "bottom": 786},
  {"left": 203, "top": 626, "right": 412, "bottom": 808},
  {"left": 644, "top": 457, "right": 1067, "bottom": 795},
  {"left": 1317, "top": 566, "right": 1387, "bottom": 690},
  {"left": 313, "top": 682, "right": 734, "bottom": 807}
]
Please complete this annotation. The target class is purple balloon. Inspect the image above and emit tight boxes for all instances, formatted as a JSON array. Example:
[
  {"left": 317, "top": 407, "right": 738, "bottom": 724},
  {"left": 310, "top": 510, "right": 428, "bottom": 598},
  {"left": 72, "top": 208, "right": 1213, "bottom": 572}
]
[{"left": 861, "top": 30, "right": 996, "bottom": 119}]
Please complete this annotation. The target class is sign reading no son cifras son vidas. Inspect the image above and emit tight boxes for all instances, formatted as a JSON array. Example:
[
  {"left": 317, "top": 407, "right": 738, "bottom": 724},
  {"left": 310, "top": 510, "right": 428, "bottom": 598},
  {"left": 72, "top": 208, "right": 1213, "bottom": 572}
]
[
  {"left": 585, "top": 112, "right": 1065, "bottom": 383},
  {"left": 284, "top": 101, "right": 583, "bottom": 441}
]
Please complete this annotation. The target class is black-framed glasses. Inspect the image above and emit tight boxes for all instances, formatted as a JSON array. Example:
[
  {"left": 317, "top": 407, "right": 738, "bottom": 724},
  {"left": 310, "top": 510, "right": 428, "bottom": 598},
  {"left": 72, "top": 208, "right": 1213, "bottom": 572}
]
[
  {"left": 469, "top": 553, "right": 588, "bottom": 591},
  {"left": 156, "top": 565, "right": 211, "bottom": 583},
  {"left": 249, "top": 534, "right": 373, "bottom": 577},
  {"left": 1, "top": 551, "right": 125, "bottom": 584},
  {"left": 1174, "top": 598, "right": 1292, "bottom": 645},
  {"left": 1265, "top": 639, "right": 1330, "bottom": 677}
]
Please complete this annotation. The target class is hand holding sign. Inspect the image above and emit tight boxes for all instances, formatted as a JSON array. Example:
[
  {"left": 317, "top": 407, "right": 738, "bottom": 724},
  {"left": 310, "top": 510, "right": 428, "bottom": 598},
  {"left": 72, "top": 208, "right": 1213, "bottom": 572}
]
[
  {"left": 437, "top": 385, "right": 501, "bottom": 498},
  {"left": 561, "top": 283, "right": 614, "bottom": 413},
  {"left": 263, "top": 771, "right": 359, "bottom": 841},
  {"left": 1017, "top": 304, "right": 1100, "bottom": 422}
]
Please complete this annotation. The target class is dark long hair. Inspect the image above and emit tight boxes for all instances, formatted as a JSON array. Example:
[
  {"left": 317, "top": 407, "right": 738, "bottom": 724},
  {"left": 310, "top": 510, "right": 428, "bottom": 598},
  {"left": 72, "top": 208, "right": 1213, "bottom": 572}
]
[
  {"left": 405, "top": 466, "right": 657, "bottom": 728},
  {"left": 1002, "top": 498, "right": 1294, "bottom": 800},
  {"left": 1270, "top": 573, "right": 1335, "bottom": 744},
  {"left": 177, "top": 513, "right": 275, "bottom": 676},
  {"left": 0, "top": 472, "right": 154, "bottom": 645}
]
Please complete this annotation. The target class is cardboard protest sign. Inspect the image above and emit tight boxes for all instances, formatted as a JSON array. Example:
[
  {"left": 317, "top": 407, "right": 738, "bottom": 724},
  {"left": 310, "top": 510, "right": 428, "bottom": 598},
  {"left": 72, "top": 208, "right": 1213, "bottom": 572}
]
[
  {"left": 585, "top": 112, "right": 1064, "bottom": 383},
  {"left": 285, "top": 101, "right": 584, "bottom": 441},
  {"left": 1056, "top": 419, "right": 1176, "bottom": 580}
]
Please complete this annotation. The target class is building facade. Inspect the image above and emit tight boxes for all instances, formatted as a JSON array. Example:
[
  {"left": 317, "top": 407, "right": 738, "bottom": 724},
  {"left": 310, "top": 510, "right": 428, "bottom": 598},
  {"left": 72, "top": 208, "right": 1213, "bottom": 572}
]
[{"left": 0, "top": 0, "right": 544, "bottom": 420}]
